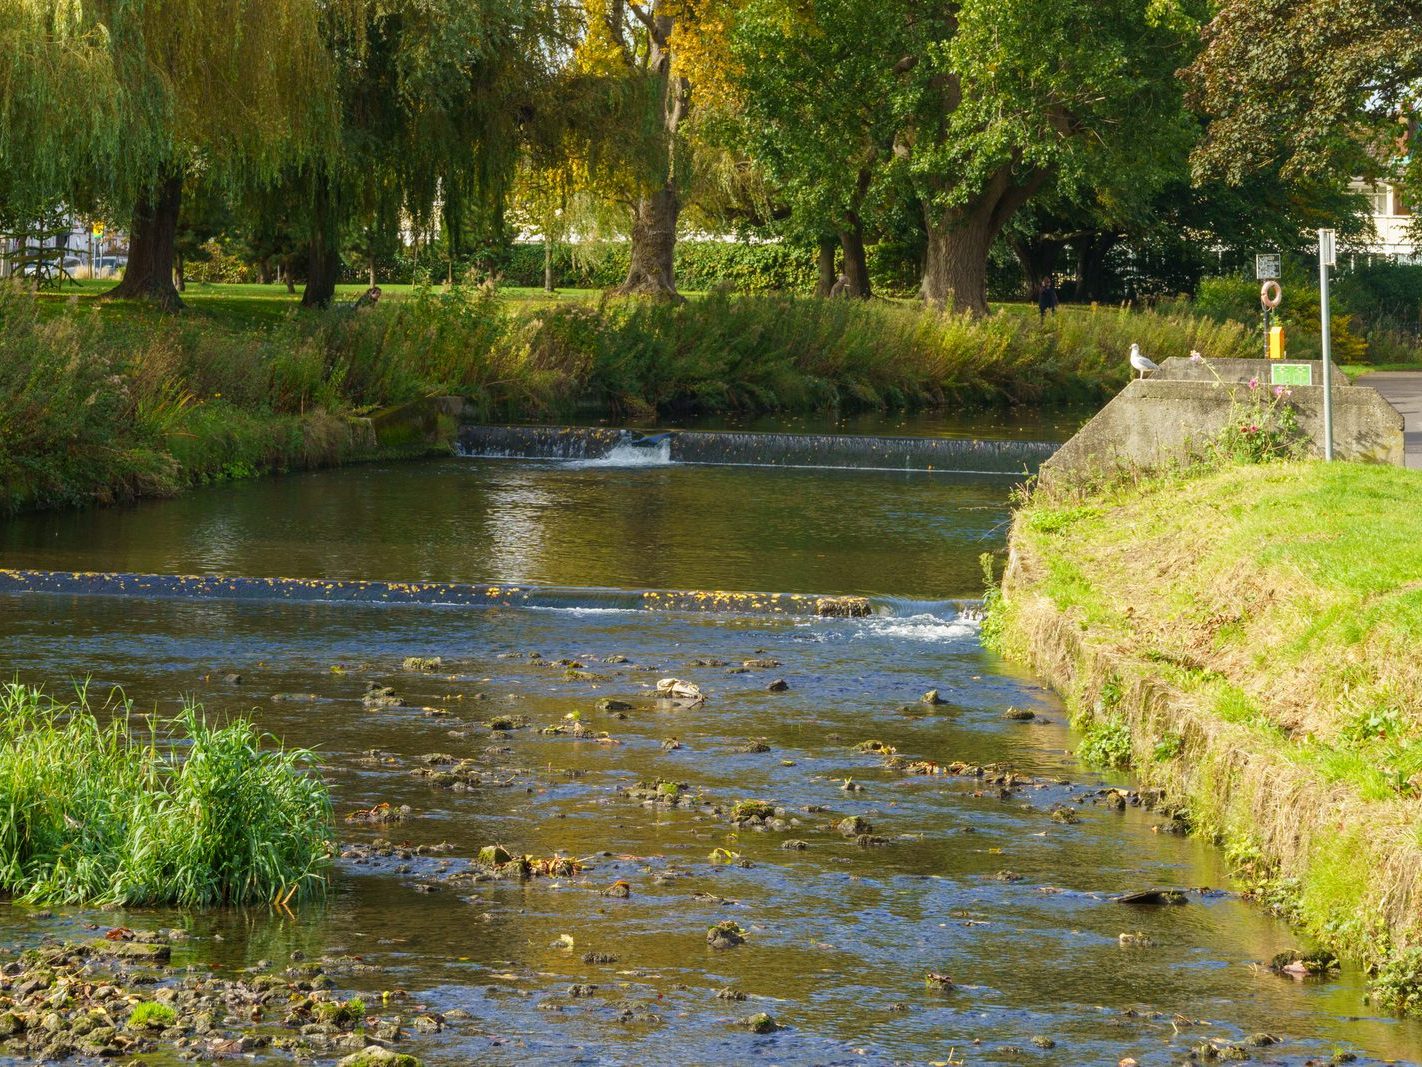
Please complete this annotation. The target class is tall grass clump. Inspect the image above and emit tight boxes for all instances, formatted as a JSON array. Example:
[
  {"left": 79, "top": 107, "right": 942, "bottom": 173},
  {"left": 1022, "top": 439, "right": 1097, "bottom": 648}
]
[{"left": 0, "top": 684, "right": 331, "bottom": 907}]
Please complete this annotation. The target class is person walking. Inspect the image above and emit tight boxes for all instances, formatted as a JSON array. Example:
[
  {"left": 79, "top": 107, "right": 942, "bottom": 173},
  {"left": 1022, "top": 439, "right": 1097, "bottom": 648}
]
[{"left": 1037, "top": 275, "right": 1059, "bottom": 323}]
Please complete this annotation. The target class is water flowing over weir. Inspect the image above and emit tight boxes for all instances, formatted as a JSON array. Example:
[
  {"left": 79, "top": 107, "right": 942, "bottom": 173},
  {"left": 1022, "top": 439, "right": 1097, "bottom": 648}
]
[{"left": 456, "top": 424, "right": 1058, "bottom": 474}]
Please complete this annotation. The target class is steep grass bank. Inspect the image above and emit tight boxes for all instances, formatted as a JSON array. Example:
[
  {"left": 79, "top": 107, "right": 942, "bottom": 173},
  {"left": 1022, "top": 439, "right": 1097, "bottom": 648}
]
[
  {"left": 988, "top": 461, "right": 1422, "bottom": 1011},
  {"left": 0, "top": 684, "right": 331, "bottom": 906},
  {"left": 2, "top": 282, "right": 1255, "bottom": 514}
]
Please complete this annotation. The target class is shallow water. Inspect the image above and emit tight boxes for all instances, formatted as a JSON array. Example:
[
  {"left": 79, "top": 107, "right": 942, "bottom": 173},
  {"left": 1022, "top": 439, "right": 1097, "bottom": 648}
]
[{"left": 1, "top": 426, "right": 1420, "bottom": 1066}]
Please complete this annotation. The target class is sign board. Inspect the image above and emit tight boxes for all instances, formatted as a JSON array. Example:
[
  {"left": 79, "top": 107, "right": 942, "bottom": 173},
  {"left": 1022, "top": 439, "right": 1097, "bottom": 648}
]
[
  {"left": 1318, "top": 229, "right": 1336, "bottom": 267},
  {"left": 91, "top": 222, "right": 104, "bottom": 238},
  {"left": 1270, "top": 363, "right": 1312, "bottom": 387},
  {"left": 1255, "top": 253, "right": 1281, "bottom": 280}
]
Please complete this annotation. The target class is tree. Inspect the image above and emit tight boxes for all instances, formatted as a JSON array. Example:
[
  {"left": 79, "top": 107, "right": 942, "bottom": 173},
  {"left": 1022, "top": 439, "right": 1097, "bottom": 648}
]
[
  {"left": 291, "top": 0, "right": 546, "bottom": 308},
  {"left": 90, "top": 0, "right": 342, "bottom": 310},
  {"left": 890, "top": 0, "right": 1204, "bottom": 315},
  {"left": 1187, "top": 0, "right": 1422, "bottom": 196},
  {"left": 730, "top": 0, "right": 904, "bottom": 298}
]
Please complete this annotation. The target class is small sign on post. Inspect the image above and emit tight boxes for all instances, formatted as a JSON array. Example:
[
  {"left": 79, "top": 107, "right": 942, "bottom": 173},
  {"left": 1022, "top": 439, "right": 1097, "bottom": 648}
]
[
  {"left": 1270, "top": 363, "right": 1311, "bottom": 387},
  {"left": 1255, "top": 253, "right": 1281, "bottom": 280}
]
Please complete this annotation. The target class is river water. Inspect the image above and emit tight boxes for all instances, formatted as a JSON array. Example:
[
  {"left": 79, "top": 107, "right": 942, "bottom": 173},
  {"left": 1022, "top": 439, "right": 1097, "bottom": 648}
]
[{"left": 1, "top": 420, "right": 1419, "bottom": 1065}]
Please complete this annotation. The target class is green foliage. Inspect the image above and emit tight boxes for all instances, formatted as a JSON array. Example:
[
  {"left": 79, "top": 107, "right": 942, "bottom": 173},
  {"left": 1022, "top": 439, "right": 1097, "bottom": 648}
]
[
  {"left": 1372, "top": 948, "right": 1422, "bottom": 1016},
  {"left": 1078, "top": 716, "right": 1133, "bottom": 769},
  {"left": 0, "top": 683, "right": 332, "bottom": 906},
  {"left": 1153, "top": 732, "right": 1185, "bottom": 762}
]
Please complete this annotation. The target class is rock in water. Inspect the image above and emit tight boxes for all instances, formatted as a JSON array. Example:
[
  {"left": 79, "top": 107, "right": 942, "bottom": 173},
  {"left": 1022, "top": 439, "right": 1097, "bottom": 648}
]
[{"left": 338, "top": 1048, "right": 423, "bottom": 1067}]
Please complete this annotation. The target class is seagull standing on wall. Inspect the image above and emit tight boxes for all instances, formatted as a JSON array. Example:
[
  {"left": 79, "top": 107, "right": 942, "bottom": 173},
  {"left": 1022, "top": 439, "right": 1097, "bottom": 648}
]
[{"left": 1129, "top": 343, "right": 1159, "bottom": 379}]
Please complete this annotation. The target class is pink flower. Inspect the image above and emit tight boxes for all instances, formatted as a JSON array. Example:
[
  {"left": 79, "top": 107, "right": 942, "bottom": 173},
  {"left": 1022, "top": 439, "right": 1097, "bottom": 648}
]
[
  {"left": 1248, "top": 377, "right": 1259, "bottom": 390},
  {"left": 1273, "top": 385, "right": 1291, "bottom": 398},
  {"left": 1189, "top": 351, "right": 1204, "bottom": 364}
]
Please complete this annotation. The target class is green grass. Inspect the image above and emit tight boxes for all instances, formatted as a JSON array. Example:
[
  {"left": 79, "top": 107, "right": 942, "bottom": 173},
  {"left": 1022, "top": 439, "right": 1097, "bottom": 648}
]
[
  {"left": 0, "top": 683, "right": 331, "bottom": 907},
  {"left": 996, "top": 460, "right": 1422, "bottom": 1011}
]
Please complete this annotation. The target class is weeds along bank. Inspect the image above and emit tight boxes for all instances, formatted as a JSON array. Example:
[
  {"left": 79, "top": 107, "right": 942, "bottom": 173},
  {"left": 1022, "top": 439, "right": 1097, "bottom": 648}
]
[
  {"left": 0, "top": 283, "right": 1253, "bottom": 514},
  {"left": 986, "top": 461, "right": 1422, "bottom": 1012}
]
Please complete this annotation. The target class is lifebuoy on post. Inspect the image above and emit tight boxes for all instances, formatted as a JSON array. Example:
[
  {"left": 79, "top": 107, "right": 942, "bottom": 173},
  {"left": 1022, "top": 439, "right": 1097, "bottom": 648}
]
[{"left": 1260, "top": 279, "right": 1282, "bottom": 309}]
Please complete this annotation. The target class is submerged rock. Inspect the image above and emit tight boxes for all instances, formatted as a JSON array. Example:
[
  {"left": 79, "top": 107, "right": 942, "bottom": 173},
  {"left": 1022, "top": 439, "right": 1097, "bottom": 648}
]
[
  {"left": 766, "top": 678, "right": 790, "bottom": 692},
  {"left": 338, "top": 1047, "right": 422, "bottom": 1067},
  {"left": 1115, "top": 889, "right": 1189, "bottom": 906},
  {"left": 920, "top": 689, "right": 945, "bottom": 705},
  {"left": 740, "top": 1011, "right": 779, "bottom": 1033},
  {"left": 401, "top": 656, "right": 442, "bottom": 672}
]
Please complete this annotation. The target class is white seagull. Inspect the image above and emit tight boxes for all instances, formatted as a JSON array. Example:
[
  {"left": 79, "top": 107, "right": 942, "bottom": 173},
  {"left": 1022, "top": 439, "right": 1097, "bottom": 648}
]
[{"left": 1129, "top": 343, "right": 1159, "bottom": 379}]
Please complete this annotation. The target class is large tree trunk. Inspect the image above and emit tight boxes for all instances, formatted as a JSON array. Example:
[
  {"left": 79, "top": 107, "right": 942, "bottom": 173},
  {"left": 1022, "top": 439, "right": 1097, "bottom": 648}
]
[
  {"left": 922, "top": 213, "right": 996, "bottom": 316},
  {"left": 543, "top": 239, "right": 555, "bottom": 292},
  {"left": 616, "top": 184, "right": 681, "bottom": 299},
  {"left": 105, "top": 170, "right": 184, "bottom": 311},
  {"left": 612, "top": 14, "right": 688, "bottom": 301},
  {"left": 921, "top": 164, "right": 1049, "bottom": 316},
  {"left": 301, "top": 183, "right": 341, "bottom": 309},
  {"left": 815, "top": 235, "right": 837, "bottom": 297},
  {"left": 839, "top": 222, "right": 871, "bottom": 299}
]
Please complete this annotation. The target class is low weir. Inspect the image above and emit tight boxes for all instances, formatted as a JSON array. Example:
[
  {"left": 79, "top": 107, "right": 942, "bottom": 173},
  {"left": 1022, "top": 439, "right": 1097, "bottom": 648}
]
[
  {"left": 456, "top": 425, "right": 1056, "bottom": 474},
  {"left": 0, "top": 569, "right": 935, "bottom": 618}
]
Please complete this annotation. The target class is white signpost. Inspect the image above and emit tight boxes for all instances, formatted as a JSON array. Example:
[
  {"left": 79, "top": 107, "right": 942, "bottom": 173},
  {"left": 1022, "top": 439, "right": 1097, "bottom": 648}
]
[{"left": 1318, "top": 230, "right": 1336, "bottom": 461}]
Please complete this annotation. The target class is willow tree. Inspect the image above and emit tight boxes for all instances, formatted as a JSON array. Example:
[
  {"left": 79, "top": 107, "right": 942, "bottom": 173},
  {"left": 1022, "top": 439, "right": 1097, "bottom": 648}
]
[
  {"left": 0, "top": 1, "right": 128, "bottom": 230},
  {"left": 84, "top": 0, "right": 343, "bottom": 309},
  {"left": 287, "top": 0, "right": 547, "bottom": 307}
]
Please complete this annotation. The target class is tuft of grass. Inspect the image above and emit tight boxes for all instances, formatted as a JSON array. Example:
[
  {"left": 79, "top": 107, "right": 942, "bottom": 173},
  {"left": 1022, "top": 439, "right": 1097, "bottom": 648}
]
[
  {"left": 0, "top": 683, "right": 332, "bottom": 907},
  {"left": 128, "top": 1002, "right": 179, "bottom": 1029}
]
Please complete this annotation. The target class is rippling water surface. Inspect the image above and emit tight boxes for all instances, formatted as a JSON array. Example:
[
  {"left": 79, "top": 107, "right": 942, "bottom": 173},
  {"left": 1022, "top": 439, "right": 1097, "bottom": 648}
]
[{"left": 1, "top": 421, "right": 1419, "bottom": 1065}]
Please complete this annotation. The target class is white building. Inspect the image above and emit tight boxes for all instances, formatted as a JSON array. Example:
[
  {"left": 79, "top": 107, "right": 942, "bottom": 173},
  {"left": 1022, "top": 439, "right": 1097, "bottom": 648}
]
[{"left": 1350, "top": 180, "right": 1419, "bottom": 263}]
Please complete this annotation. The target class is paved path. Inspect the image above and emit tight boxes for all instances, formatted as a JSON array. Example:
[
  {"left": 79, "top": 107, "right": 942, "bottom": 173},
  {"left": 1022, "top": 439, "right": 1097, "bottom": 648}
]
[{"left": 1357, "top": 371, "right": 1422, "bottom": 469}]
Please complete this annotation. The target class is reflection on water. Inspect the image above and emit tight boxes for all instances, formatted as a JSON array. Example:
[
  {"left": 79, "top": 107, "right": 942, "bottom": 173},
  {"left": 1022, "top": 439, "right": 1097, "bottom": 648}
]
[{"left": 1, "top": 443, "right": 1419, "bottom": 1065}]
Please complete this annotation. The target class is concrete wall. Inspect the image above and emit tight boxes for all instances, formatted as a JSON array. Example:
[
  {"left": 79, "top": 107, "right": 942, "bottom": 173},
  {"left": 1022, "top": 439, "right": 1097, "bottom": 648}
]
[
  {"left": 352, "top": 396, "right": 466, "bottom": 454},
  {"left": 1041, "top": 374, "right": 1404, "bottom": 486},
  {"left": 1156, "top": 357, "right": 1347, "bottom": 385}
]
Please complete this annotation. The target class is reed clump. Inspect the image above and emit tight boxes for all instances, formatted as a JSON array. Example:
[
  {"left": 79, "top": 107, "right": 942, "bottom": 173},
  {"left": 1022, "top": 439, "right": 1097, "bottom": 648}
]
[{"left": 0, "top": 684, "right": 331, "bottom": 907}]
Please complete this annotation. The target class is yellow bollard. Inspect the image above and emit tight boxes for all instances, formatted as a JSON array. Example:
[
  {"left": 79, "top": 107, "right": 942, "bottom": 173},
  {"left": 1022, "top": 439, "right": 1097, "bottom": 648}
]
[{"left": 1268, "top": 325, "right": 1286, "bottom": 360}]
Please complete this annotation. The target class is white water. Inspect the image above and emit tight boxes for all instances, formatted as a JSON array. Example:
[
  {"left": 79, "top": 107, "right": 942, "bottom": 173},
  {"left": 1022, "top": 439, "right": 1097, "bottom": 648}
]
[{"left": 563, "top": 440, "right": 674, "bottom": 468}]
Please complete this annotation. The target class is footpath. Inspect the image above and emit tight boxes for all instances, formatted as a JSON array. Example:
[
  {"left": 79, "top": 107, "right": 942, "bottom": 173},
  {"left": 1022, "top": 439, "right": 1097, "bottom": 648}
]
[{"left": 1359, "top": 371, "right": 1422, "bottom": 468}]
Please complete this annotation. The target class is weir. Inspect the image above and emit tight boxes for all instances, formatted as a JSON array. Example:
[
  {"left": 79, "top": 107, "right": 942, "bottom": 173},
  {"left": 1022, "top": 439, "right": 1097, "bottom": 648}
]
[
  {"left": 456, "top": 424, "right": 1056, "bottom": 474},
  {"left": 0, "top": 569, "right": 978, "bottom": 619}
]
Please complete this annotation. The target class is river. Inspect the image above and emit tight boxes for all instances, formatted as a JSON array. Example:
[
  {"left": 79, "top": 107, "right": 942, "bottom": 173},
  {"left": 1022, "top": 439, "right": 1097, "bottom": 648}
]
[{"left": 1, "top": 416, "right": 1418, "bottom": 1065}]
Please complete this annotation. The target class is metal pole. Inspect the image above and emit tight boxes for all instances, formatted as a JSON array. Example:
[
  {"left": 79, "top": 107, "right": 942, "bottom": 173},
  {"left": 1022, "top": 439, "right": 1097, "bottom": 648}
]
[{"left": 1318, "top": 229, "right": 1334, "bottom": 461}]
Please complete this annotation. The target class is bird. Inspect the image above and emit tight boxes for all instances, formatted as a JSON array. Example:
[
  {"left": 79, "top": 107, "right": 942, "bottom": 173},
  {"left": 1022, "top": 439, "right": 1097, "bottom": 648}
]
[{"left": 1129, "top": 343, "right": 1159, "bottom": 379}]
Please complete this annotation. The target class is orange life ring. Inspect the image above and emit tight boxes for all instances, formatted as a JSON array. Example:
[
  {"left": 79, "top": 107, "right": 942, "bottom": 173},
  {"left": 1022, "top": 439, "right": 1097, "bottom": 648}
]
[{"left": 1260, "top": 279, "right": 1282, "bottom": 309}]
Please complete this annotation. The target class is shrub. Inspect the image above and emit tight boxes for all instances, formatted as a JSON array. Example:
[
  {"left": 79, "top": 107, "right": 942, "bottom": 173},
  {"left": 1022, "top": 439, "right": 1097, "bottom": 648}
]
[
  {"left": 0, "top": 684, "right": 332, "bottom": 906},
  {"left": 1372, "top": 947, "right": 1422, "bottom": 1016},
  {"left": 128, "top": 1002, "right": 179, "bottom": 1029}
]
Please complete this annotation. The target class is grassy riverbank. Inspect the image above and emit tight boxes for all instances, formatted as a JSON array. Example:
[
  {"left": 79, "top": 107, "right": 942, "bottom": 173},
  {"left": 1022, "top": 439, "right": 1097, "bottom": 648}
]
[
  {"left": 2, "top": 282, "right": 1255, "bottom": 514},
  {"left": 989, "top": 460, "right": 1422, "bottom": 1010}
]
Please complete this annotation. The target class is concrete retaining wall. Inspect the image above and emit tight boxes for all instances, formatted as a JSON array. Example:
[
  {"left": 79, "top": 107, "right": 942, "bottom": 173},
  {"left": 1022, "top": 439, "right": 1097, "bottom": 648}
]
[{"left": 1041, "top": 370, "right": 1403, "bottom": 486}]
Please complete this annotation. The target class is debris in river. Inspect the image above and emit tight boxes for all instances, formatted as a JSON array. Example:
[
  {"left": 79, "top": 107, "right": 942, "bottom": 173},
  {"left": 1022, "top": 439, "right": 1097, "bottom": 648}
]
[
  {"left": 656, "top": 678, "right": 704, "bottom": 705},
  {"left": 1269, "top": 950, "right": 1340, "bottom": 979},
  {"left": 707, "top": 921, "right": 745, "bottom": 948},
  {"left": 345, "top": 803, "right": 410, "bottom": 825}
]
